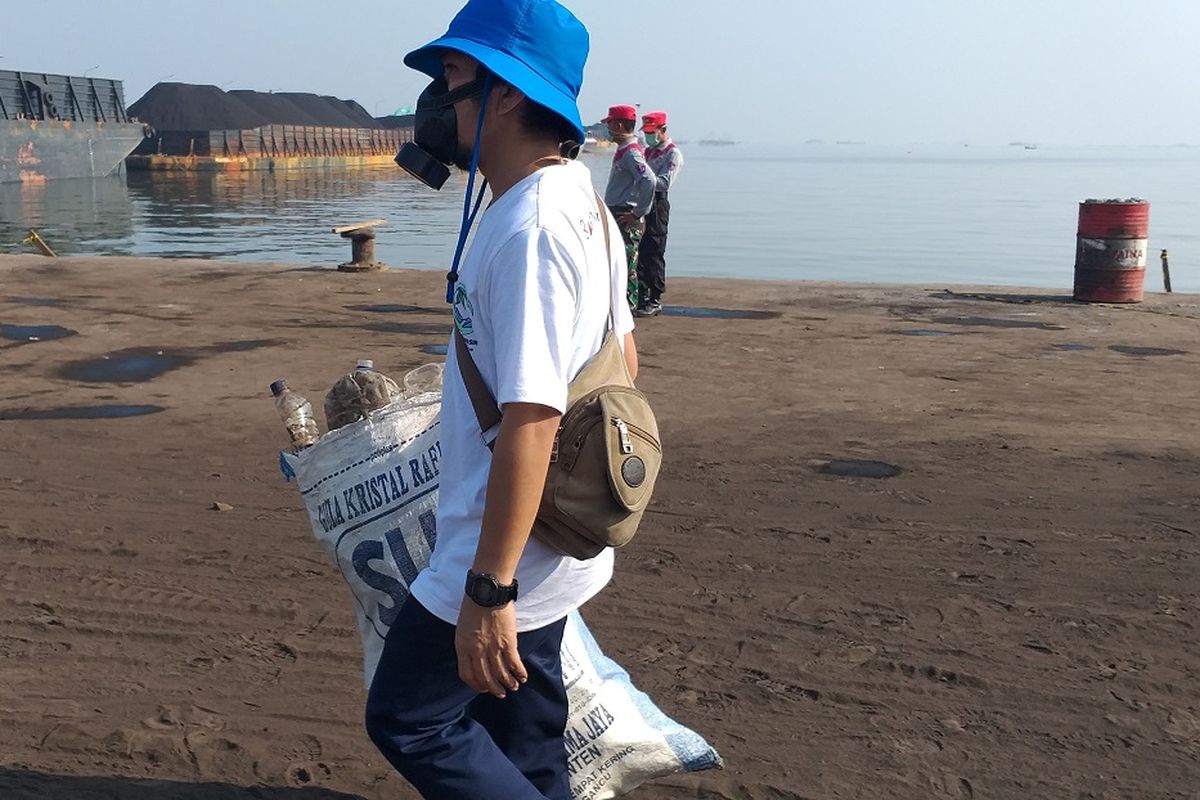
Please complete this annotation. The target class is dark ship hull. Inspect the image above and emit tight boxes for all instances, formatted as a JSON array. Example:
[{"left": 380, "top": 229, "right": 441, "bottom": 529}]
[
  {"left": 0, "top": 70, "right": 145, "bottom": 183},
  {"left": 1, "top": 119, "right": 145, "bottom": 182}
]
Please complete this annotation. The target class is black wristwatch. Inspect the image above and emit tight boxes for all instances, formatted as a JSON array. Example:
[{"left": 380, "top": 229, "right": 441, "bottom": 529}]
[{"left": 464, "top": 570, "right": 519, "bottom": 608}]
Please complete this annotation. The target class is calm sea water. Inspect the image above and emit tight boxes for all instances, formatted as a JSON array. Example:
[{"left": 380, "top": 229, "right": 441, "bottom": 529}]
[{"left": 1, "top": 144, "right": 1196, "bottom": 292}]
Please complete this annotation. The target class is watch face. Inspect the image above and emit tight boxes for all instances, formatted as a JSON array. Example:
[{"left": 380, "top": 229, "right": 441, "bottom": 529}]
[
  {"left": 470, "top": 575, "right": 499, "bottom": 606},
  {"left": 478, "top": 580, "right": 499, "bottom": 606}
]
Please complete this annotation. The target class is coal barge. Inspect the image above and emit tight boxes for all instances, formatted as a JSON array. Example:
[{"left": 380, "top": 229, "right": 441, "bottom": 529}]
[
  {"left": 0, "top": 70, "right": 147, "bottom": 183},
  {"left": 126, "top": 83, "right": 414, "bottom": 172}
]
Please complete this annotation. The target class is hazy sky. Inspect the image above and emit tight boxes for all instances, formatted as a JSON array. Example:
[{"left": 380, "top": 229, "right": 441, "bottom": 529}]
[{"left": 3, "top": 0, "right": 1198, "bottom": 145}]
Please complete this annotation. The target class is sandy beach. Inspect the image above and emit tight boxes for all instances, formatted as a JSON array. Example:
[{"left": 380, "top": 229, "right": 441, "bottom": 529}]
[{"left": 1, "top": 254, "right": 1198, "bottom": 800}]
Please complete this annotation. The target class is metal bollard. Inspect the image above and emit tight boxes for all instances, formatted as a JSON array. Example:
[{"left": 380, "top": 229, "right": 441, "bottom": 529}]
[{"left": 332, "top": 218, "right": 387, "bottom": 272}]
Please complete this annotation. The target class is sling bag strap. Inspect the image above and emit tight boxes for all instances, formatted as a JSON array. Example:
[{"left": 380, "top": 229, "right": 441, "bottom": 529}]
[{"left": 454, "top": 187, "right": 615, "bottom": 450}]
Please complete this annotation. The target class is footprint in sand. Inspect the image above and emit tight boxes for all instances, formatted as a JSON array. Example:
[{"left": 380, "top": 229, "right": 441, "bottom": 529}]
[
  {"left": 1164, "top": 708, "right": 1200, "bottom": 749},
  {"left": 892, "top": 737, "right": 943, "bottom": 755},
  {"left": 105, "top": 728, "right": 192, "bottom": 772},
  {"left": 247, "top": 733, "right": 332, "bottom": 786},
  {"left": 876, "top": 660, "right": 987, "bottom": 689},
  {"left": 286, "top": 761, "right": 333, "bottom": 786},
  {"left": 141, "top": 704, "right": 226, "bottom": 731},
  {"left": 40, "top": 722, "right": 106, "bottom": 754},
  {"left": 185, "top": 730, "right": 259, "bottom": 779},
  {"left": 905, "top": 770, "right": 977, "bottom": 799}
]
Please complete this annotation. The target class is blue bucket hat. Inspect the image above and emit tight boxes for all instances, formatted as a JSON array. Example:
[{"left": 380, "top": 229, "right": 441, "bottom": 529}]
[{"left": 404, "top": 0, "right": 588, "bottom": 142}]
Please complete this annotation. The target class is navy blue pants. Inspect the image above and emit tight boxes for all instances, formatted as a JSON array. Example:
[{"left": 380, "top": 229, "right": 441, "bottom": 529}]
[{"left": 365, "top": 597, "right": 571, "bottom": 800}]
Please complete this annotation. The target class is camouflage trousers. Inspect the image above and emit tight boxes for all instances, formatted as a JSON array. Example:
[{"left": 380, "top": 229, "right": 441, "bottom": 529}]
[{"left": 615, "top": 217, "right": 645, "bottom": 310}]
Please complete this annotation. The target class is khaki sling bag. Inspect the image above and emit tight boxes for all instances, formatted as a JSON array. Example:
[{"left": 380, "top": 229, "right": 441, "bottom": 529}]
[{"left": 453, "top": 190, "right": 662, "bottom": 559}]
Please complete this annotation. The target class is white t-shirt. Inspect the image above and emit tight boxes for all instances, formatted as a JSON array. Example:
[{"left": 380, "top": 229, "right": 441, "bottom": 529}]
[{"left": 410, "top": 160, "right": 635, "bottom": 632}]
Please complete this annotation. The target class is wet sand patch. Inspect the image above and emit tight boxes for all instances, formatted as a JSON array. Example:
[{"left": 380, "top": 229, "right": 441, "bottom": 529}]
[
  {"left": 892, "top": 329, "right": 955, "bottom": 337},
  {"left": 660, "top": 306, "right": 781, "bottom": 320},
  {"left": 346, "top": 303, "right": 443, "bottom": 315},
  {"left": 7, "top": 296, "right": 68, "bottom": 307},
  {"left": 58, "top": 350, "right": 195, "bottom": 383},
  {"left": 1109, "top": 345, "right": 1188, "bottom": 357},
  {"left": 1, "top": 323, "right": 77, "bottom": 343},
  {"left": 820, "top": 459, "right": 903, "bottom": 479},
  {"left": 933, "top": 316, "right": 1067, "bottom": 331},
  {"left": 0, "top": 404, "right": 165, "bottom": 420}
]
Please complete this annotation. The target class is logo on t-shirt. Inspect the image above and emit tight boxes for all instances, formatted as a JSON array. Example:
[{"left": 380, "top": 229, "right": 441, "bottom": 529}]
[
  {"left": 579, "top": 210, "right": 599, "bottom": 239},
  {"left": 453, "top": 284, "right": 475, "bottom": 337}
]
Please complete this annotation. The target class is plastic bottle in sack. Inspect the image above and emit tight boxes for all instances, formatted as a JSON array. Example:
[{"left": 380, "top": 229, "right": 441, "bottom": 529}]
[
  {"left": 324, "top": 359, "right": 402, "bottom": 431},
  {"left": 270, "top": 379, "right": 319, "bottom": 451},
  {"left": 403, "top": 362, "right": 444, "bottom": 395}
]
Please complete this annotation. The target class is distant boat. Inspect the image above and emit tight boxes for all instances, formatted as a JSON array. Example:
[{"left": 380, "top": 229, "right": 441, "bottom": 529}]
[
  {"left": 1024, "top": 144, "right": 1038, "bottom": 150},
  {"left": 698, "top": 138, "right": 735, "bottom": 146},
  {"left": 581, "top": 136, "right": 613, "bottom": 153}
]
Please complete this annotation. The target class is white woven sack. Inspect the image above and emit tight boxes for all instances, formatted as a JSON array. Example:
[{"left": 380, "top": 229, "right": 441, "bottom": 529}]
[{"left": 280, "top": 393, "right": 721, "bottom": 798}]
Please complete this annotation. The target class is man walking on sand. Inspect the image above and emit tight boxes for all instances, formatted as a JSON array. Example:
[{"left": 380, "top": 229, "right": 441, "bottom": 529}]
[
  {"left": 602, "top": 104, "right": 656, "bottom": 310},
  {"left": 365, "top": 1, "right": 637, "bottom": 798},
  {"left": 635, "top": 111, "right": 683, "bottom": 317}
]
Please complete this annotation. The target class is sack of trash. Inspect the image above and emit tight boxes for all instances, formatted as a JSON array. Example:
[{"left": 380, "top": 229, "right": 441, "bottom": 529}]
[{"left": 279, "top": 375, "right": 721, "bottom": 799}]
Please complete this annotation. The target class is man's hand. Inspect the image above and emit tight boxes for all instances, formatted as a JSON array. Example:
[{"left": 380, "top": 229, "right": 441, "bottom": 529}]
[{"left": 455, "top": 599, "right": 527, "bottom": 698}]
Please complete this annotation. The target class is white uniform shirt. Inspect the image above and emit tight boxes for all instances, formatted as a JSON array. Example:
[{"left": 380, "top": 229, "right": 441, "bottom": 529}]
[{"left": 410, "top": 160, "right": 635, "bottom": 631}]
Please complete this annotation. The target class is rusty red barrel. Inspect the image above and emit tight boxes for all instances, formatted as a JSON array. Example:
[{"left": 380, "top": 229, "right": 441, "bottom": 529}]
[{"left": 1073, "top": 199, "right": 1149, "bottom": 303}]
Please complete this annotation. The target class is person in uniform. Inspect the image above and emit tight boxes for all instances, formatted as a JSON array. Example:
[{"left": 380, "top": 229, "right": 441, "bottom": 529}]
[
  {"left": 635, "top": 110, "right": 683, "bottom": 316},
  {"left": 602, "top": 104, "right": 656, "bottom": 309}
]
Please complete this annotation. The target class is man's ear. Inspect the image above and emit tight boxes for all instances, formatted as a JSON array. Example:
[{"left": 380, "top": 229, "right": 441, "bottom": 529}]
[{"left": 494, "top": 84, "right": 527, "bottom": 117}]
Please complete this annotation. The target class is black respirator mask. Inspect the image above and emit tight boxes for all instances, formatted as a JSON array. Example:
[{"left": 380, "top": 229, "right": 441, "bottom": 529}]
[{"left": 394, "top": 77, "right": 486, "bottom": 190}]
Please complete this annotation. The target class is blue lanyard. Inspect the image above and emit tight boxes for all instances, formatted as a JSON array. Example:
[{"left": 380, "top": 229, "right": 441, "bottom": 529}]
[{"left": 446, "top": 76, "right": 492, "bottom": 304}]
